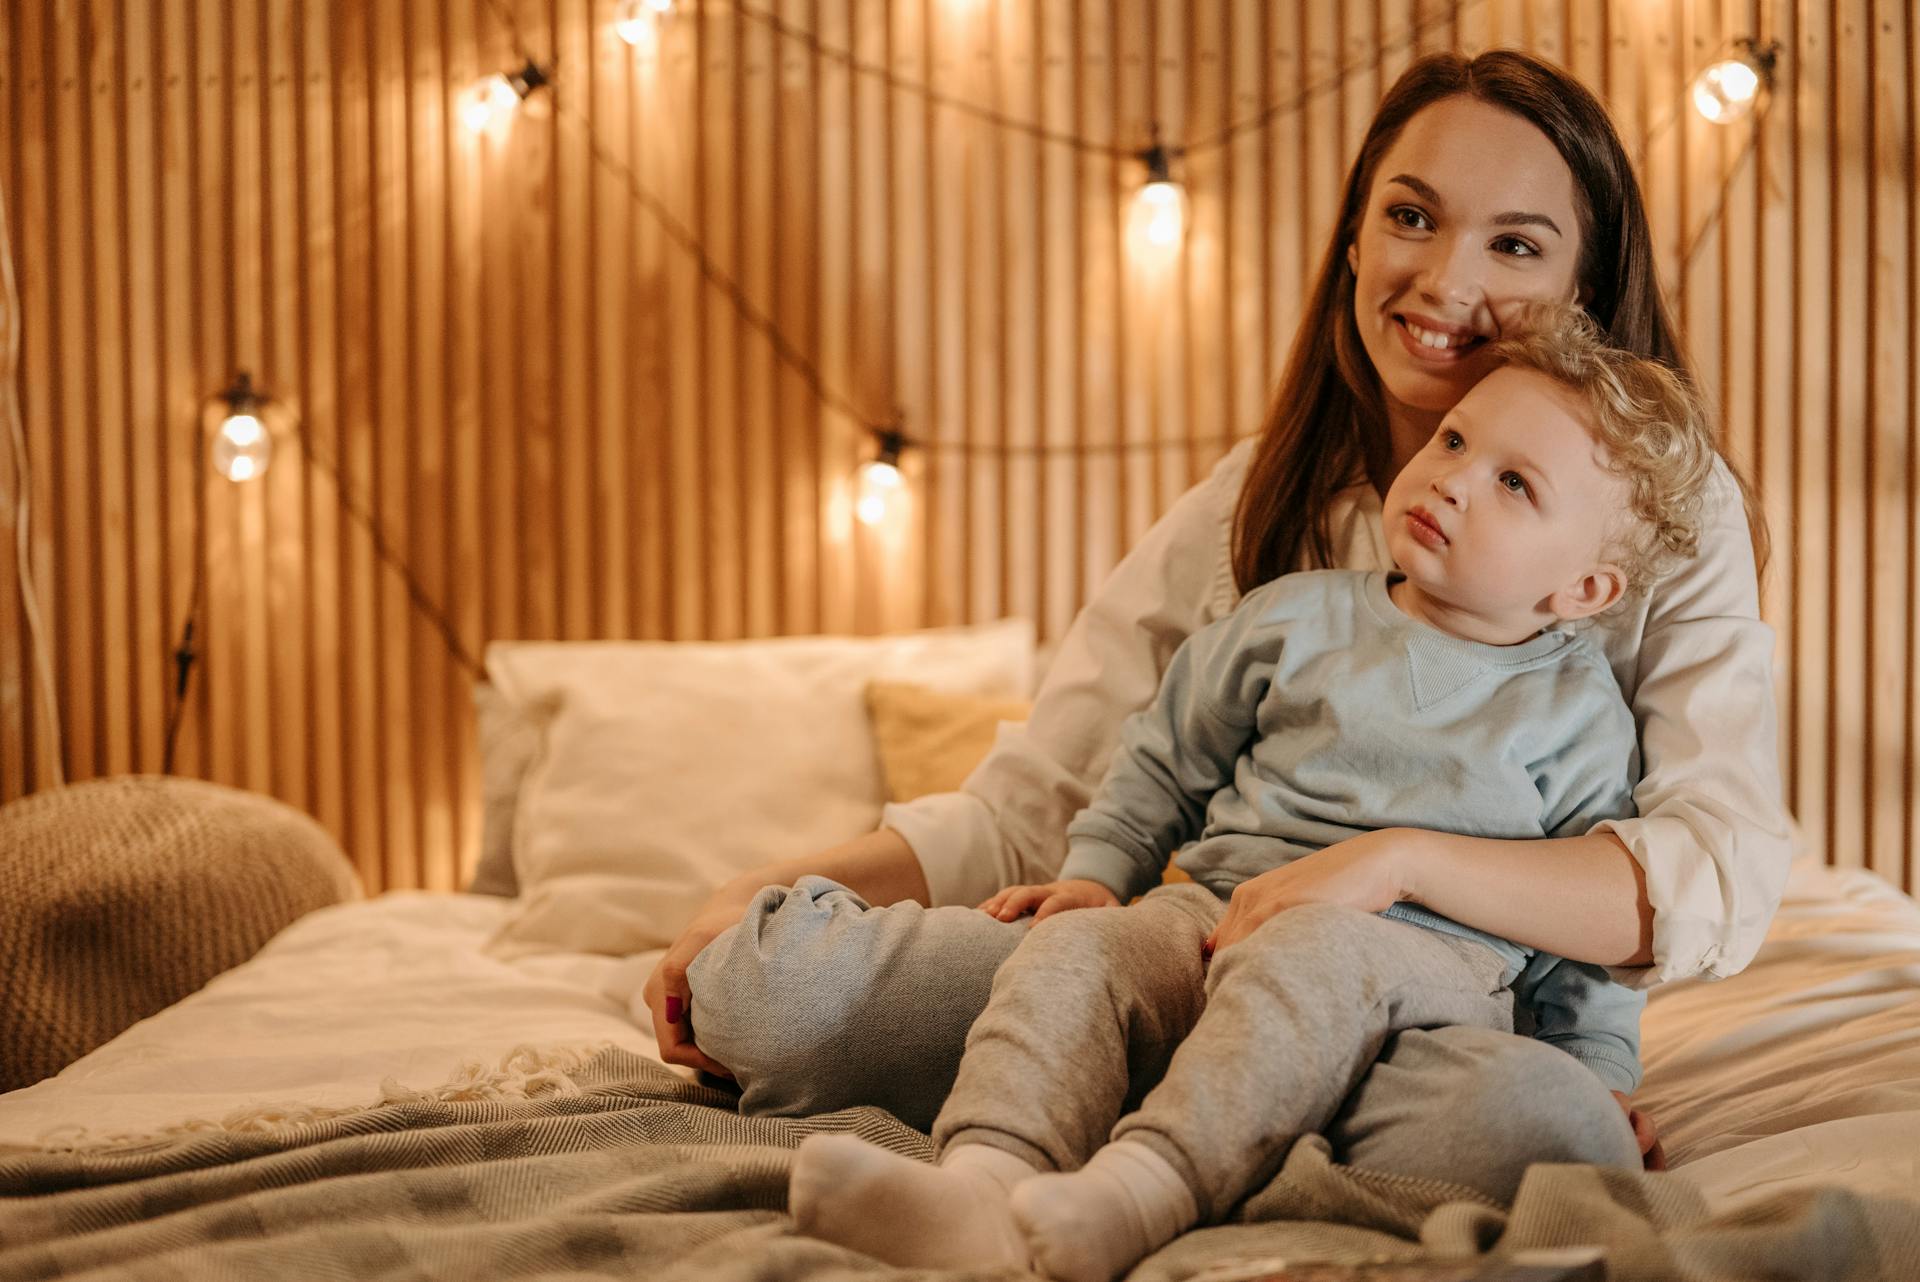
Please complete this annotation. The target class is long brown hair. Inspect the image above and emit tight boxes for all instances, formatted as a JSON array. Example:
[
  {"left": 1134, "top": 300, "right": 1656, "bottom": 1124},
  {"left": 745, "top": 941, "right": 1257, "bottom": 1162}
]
[{"left": 1231, "top": 50, "right": 1768, "bottom": 590}]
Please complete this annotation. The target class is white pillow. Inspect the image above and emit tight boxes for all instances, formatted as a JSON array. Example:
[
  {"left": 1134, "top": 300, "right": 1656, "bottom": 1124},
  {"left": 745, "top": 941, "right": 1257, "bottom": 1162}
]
[{"left": 484, "top": 620, "right": 1034, "bottom": 957}]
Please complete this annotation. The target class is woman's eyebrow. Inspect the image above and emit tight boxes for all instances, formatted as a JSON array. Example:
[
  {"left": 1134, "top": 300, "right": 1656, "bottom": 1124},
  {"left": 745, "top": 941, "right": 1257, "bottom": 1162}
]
[
  {"left": 1491, "top": 210, "right": 1564, "bottom": 237},
  {"left": 1385, "top": 173, "right": 1564, "bottom": 239},
  {"left": 1384, "top": 173, "right": 1443, "bottom": 204}
]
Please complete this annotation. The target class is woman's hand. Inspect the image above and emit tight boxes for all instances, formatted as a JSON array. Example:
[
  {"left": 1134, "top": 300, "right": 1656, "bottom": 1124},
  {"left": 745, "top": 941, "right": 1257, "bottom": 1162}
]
[
  {"left": 642, "top": 891, "right": 751, "bottom": 1081},
  {"left": 1612, "top": 1091, "right": 1668, "bottom": 1170},
  {"left": 978, "top": 879, "right": 1121, "bottom": 923},
  {"left": 1204, "top": 829, "right": 1411, "bottom": 955}
]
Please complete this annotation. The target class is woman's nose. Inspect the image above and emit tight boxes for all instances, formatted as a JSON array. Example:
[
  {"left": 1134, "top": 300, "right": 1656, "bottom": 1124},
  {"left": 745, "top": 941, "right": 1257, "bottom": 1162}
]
[{"left": 1418, "top": 233, "right": 1480, "bottom": 308}]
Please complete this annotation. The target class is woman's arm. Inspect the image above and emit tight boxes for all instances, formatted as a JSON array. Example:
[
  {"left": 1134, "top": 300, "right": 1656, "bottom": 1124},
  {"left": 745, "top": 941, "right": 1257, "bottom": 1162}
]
[
  {"left": 1202, "top": 826, "right": 1651, "bottom": 964},
  {"left": 1396, "top": 829, "right": 1653, "bottom": 965}
]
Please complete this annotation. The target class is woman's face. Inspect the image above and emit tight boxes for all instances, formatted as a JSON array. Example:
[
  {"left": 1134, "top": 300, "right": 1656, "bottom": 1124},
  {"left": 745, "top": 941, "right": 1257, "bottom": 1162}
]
[{"left": 1346, "top": 96, "right": 1586, "bottom": 426}]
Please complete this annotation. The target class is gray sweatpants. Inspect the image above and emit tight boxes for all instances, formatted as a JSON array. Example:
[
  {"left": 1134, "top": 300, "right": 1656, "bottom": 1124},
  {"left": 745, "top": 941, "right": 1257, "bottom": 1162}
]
[
  {"left": 686, "top": 876, "right": 1639, "bottom": 1203},
  {"left": 934, "top": 884, "right": 1515, "bottom": 1223}
]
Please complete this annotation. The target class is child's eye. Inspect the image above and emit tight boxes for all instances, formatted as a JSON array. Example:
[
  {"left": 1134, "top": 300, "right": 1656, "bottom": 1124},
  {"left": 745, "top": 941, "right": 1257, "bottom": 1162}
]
[
  {"left": 1442, "top": 430, "right": 1464, "bottom": 450},
  {"left": 1500, "top": 471, "right": 1530, "bottom": 496},
  {"left": 1388, "top": 205, "right": 1434, "bottom": 232}
]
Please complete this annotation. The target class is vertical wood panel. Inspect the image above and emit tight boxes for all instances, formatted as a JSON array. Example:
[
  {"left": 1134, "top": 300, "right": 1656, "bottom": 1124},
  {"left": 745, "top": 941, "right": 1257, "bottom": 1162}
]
[
  {"left": 0, "top": 4, "right": 26, "bottom": 796},
  {"left": 1868, "top": 0, "right": 1911, "bottom": 888},
  {"left": 2, "top": 0, "right": 1917, "bottom": 898}
]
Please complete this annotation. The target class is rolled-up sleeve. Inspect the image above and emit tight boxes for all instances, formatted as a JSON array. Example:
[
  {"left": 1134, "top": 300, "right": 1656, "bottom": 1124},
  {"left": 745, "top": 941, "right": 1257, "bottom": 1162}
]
[
  {"left": 882, "top": 442, "right": 1251, "bottom": 908},
  {"left": 1590, "top": 462, "right": 1794, "bottom": 985}
]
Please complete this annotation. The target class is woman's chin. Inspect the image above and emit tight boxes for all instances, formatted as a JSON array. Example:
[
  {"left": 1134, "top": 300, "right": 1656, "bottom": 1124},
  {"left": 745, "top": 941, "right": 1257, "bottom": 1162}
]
[{"left": 1377, "top": 352, "right": 1496, "bottom": 410}]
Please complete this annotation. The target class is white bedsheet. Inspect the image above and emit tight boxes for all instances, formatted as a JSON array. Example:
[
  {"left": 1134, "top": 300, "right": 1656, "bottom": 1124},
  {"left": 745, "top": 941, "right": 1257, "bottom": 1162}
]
[
  {"left": 1637, "top": 858, "right": 1920, "bottom": 1207},
  {"left": 0, "top": 892, "right": 673, "bottom": 1147},
  {"left": 4, "top": 862, "right": 1919, "bottom": 1218}
]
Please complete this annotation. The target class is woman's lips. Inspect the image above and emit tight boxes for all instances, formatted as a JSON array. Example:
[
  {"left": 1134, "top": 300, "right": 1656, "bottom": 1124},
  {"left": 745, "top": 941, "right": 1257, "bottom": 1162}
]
[
  {"left": 1406, "top": 507, "right": 1449, "bottom": 548},
  {"left": 1393, "top": 315, "right": 1485, "bottom": 364}
]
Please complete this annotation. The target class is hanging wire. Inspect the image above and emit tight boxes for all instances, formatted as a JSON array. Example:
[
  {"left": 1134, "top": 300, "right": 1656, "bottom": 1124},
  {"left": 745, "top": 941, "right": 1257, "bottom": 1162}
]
[
  {"left": 1177, "top": 2, "right": 1491, "bottom": 155},
  {"left": 0, "top": 171, "right": 64, "bottom": 787},
  {"left": 296, "top": 424, "right": 485, "bottom": 680},
  {"left": 730, "top": 0, "right": 1123, "bottom": 159},
  {"left": 160, "top": 485, "right": 205, "bottom": 774},
  {"left": 725, "top": 0, "right": 1492, "bottom": 161}
]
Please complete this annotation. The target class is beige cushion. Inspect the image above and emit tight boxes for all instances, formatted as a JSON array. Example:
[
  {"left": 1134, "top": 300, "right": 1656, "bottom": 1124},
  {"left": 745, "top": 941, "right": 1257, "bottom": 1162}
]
[
  {"left": 865, "top": 680, "right": 1032, "bottom": 802},
  {"left": 0, "top": 776, "right": 360, "bottom": 1092},
  {"left": 483, "top": 622, "right": 1035, "bottom": 958}
]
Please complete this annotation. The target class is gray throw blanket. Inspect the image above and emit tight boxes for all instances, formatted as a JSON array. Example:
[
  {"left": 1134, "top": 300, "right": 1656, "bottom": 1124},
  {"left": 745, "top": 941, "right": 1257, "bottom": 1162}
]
[{"left": 2, "top": 1049, "right": 1915, "bottom": 1281}]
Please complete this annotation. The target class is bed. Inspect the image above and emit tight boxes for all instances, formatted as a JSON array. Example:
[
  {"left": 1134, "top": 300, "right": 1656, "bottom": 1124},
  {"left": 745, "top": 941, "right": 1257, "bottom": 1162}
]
[{"left": 3, "top": 626, "right": 1919, "bottom": 1280}]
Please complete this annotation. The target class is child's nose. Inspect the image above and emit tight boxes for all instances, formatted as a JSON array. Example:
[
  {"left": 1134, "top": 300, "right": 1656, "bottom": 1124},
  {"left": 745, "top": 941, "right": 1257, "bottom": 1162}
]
[{"left": 1431, "top": 470, "right": 1467, "bottom": 506}]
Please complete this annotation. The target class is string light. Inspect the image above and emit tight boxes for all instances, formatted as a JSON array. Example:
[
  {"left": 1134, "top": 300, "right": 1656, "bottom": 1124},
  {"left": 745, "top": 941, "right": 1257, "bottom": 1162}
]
[
  {"left": 447, "top": 0, "right": 1766, "bottom": 564},
  {"left": 1691, "top": 38, "right": 1778, "bottom": 124},
  {"left": 855, "top": 426, "right": 906, "bottom": 526},
  {"left": 615, "top": 0, "right": 673, "bottom": 45},
  {"left": 461, "top": 59, "right": 551, "bottom": 132},
  {"left": 1130, "top": 132, "right": 1187, "bottom": 253},
  {"left": 210, "top": 371, "right": 273, "bottom": 483}
]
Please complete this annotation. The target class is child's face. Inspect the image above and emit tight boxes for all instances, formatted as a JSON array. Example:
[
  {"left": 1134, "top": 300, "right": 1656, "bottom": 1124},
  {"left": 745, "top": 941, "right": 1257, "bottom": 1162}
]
[{"left": 1382, "top": 365, "right": 1630, "bottom": 631}]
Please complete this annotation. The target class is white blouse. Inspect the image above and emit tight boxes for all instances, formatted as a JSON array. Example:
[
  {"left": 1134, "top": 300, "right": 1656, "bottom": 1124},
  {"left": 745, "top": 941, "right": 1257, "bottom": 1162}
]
[{"left": 882, "top": 439, "right": 1793, "bottom": 987}]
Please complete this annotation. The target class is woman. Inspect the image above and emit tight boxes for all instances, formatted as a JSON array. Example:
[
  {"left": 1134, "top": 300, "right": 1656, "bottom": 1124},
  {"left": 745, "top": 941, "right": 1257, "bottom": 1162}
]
[{"left": 643, "top": 49, "right": 1790, "bottom": 1203}]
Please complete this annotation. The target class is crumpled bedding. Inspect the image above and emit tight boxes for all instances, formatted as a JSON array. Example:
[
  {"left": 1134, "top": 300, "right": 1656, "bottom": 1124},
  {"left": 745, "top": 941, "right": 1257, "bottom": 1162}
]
[
  {"left": 4, "top": 1049, "right": 1918, "bottom": 1282},
  {"left": 3, "top": 860, "right": 1920, "bottom": 1278}
]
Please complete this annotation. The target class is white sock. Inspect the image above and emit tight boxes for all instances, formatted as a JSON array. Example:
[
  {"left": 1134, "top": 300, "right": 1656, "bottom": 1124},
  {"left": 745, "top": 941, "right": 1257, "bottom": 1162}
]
[
  {"left": 1009, "top": 1140, "right": 1199, "bottom": 1282},
  {"left": 788, "top": 1134, "right": 1033, "bottom": 1269}
]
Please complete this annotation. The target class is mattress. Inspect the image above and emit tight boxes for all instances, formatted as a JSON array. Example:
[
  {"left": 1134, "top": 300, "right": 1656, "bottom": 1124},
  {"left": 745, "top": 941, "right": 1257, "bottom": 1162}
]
[
  {"left": 0, "top": 892, "right": 674, "bottom": 1147},
  {"left": 2, "top": 860, "right": 1918, "bottom": 1216}
]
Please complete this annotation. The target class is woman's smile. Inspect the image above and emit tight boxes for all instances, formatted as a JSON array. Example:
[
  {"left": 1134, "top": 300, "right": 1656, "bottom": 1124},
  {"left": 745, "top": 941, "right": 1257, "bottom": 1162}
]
[{"left": 1393, "top": 313, "right": 1487, "bottom": 363}]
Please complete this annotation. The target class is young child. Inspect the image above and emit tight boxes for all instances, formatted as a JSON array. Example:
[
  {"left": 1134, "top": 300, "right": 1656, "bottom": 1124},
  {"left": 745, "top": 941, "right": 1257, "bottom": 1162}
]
[{"left": 787, "top": 307, "right": 1717, "bottom": 1281}]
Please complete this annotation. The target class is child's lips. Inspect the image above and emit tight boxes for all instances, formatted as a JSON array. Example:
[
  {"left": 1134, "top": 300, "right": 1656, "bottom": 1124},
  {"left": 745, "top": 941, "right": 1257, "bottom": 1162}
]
[{"left": 1406, "top": 507, "right": 1449, "bottom": 548}]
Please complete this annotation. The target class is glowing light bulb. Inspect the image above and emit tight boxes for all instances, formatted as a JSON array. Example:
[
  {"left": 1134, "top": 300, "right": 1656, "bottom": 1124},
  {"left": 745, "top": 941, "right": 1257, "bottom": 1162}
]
[
  {"left": 856, "top": 458, "right": 902, "bottom": 526},
  {"left": 212, "top": 412, "right": 272, "bottom": 483},
  {"left": 1135, "top": 178, "right": 1186, "bottom": 249},
  {"left": 615, "top": 0, "right": 672, "bottom": 44},
  {"left": 462, "top": 73, "right": 520, "bottom": 131},
  {"left": 1691, "top": 53, "right": 1763, "bottom": 124},
  {"left": 1129, "top": 138, "right": 1186, "bottom": 256}
]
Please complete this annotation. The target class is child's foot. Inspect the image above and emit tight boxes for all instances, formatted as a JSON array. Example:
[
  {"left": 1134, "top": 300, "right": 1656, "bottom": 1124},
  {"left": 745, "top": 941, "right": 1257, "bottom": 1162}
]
[
  {"left": 1009, "top": 1141, "right": 1198, "bottom": 1282},
  {"left": 788, "top": 1134, "right": 1032, "bottom": 1269}
]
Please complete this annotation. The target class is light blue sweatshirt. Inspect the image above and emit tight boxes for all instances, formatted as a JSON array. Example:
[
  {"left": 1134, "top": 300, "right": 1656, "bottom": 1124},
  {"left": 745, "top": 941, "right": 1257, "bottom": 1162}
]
[{"left": 1060, "top": 568, "right": 1646, "bottom": 1092}]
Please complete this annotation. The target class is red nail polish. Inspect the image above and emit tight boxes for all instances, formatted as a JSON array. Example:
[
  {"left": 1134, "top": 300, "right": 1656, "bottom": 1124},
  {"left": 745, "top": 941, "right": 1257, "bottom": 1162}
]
[{"left": 666, "top": 996, "right": 684, "bottom": 1023}]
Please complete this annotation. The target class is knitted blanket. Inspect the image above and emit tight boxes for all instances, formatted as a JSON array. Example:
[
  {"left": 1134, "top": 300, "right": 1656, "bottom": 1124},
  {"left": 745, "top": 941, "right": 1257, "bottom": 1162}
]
[
  {"left": 3, "top": 1048, "right": 1916, "bottom": 1281},
  {"left": 0, "top": 777, "right": 359, "bottom": 1092}
]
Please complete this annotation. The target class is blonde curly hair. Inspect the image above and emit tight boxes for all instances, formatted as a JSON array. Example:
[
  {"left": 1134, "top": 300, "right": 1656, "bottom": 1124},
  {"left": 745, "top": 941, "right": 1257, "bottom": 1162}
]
[{"left": 1488, "top": 304, "right": 1718, "bottom": 591}]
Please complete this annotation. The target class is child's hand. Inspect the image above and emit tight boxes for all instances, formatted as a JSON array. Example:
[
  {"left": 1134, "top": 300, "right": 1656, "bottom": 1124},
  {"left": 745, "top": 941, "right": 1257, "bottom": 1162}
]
[
  {"left": 1612, "top": 1090, "right": 1667, "bottom": 1170},
  {"left": 978, "top": 879, "right": 1121, "bottom": 922}
]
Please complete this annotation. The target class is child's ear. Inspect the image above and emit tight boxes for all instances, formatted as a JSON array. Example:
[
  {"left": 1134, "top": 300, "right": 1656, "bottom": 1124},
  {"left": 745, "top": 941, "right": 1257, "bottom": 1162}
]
[{"left": 1549, "top": 564, "right": 1627, "bottom": 621}]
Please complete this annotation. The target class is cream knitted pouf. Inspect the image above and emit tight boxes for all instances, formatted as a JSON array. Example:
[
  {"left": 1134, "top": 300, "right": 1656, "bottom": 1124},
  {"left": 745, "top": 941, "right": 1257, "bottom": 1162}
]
[{"left": 0, "top": 776, "right": 360, "bottom": 1092}]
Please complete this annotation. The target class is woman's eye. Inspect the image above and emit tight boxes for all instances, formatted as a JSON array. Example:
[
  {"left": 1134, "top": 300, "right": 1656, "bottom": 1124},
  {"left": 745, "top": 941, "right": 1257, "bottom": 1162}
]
[
  {"left": 1388, "top": 205, "right": 1433, "bottom": 232},
  {"left": 1501, "top": 471, "right": 1530, "bottom": 496},
  {"left": 1492, "top": 235, "right": 1541, "bottom": 258}
]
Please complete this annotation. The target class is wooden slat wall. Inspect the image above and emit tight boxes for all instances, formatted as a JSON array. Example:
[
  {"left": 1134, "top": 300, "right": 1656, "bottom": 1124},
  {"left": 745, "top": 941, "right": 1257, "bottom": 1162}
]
[{"left": 0, "top": 0, "right": 1915, "bottom": 895}]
